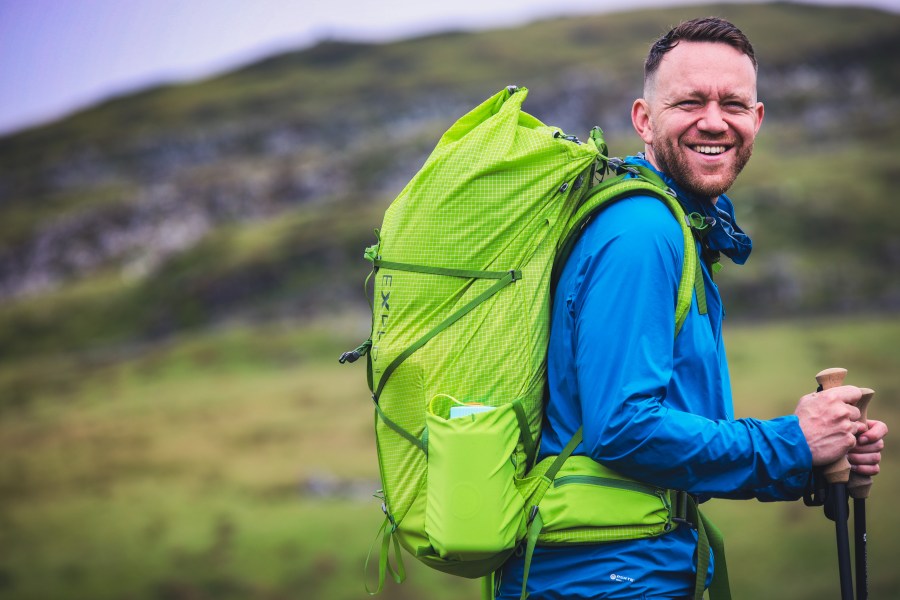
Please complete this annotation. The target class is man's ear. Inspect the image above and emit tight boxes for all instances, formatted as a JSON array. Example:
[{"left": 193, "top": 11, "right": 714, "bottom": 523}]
[
  {"left": 753, "top": 101, "right": 765, "bottom": 135},
  {"left": 631, "top": 99, "right": 653, "bottom": 145}
]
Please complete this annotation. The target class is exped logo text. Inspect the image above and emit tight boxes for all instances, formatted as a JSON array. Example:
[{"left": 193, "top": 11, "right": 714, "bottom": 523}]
[{"left": 372, "top": 274, "right": 392, "bottom": 362}]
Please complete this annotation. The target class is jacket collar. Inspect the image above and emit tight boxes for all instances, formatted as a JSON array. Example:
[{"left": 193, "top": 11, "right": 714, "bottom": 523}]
[{"left": 626, "top": 154, "right": 752, "bottom": 265}]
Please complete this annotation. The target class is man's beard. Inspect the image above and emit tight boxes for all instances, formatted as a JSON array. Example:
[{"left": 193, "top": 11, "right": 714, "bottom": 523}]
[{"left": 652, "top": 137, "right": 753, "bottom": 200}]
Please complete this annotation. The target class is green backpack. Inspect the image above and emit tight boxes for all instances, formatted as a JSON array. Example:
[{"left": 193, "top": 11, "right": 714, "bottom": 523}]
[{"left": 341, "top": 86, "right": 720, "bottom": 599}]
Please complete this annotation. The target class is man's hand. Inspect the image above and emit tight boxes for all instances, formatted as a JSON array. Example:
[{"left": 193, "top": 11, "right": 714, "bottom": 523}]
[
  {"left": 794, "top": 385, "right": 864, "bottom": 466},
  {"left": 849, "top": 419, "right": 888, "bottom": 477}
]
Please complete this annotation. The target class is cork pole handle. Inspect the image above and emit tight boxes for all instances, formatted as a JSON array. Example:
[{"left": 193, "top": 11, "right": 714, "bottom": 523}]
[
  {"left": 816, "top": 368, "right": 851, "bottom": 485},
  {"left": 848, "top": 388, "right": 875, "bottom": 499}
]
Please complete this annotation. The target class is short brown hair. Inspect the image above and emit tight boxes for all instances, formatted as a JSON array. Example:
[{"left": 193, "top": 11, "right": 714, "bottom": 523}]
[{"left": 644, "top": 17, "right": 757, "bottom": 84}]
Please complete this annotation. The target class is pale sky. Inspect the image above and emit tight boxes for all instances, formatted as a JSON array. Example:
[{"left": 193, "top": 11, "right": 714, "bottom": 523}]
[{"left": 0, "top": 0, "right": 897, "bottom": 136}]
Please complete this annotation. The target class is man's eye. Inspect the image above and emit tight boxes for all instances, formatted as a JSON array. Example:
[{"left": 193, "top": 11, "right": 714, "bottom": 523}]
[{"left": 677, "top": 100, "right": 701, "bottom": 108}]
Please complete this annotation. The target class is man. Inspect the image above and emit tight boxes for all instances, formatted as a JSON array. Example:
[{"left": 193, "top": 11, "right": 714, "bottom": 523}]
[{"left": 497, "top": 17, "right": 888, "bottom": 599}]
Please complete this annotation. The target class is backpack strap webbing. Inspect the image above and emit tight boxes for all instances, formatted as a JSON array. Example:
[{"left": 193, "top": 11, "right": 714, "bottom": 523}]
[
  {"left": 370, "top": 268, "right": 521, "bottom": 449},
  {"left": 518, "top": 427, "right": 584, "bottom": 600},
  {"left": 554, "top": 174, "right": 699, "bottom": 335},
  {"left": 480, "top": 572, "right": 495, "bottom": 600},
  {"left": 364, "top": 513, "right": 406, "bottom": 595},
  {"left": 372, "top": 266, "right": 522, "bottom": 403},
  {"left": 694, "top": 253, "right": 708, "bottom": 316},
  {"left": 687, "top": 496, "right": 732, "bottom": 600}
]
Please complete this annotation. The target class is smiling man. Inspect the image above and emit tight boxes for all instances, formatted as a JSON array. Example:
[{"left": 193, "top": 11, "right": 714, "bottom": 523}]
[
  {"left": 633, "top": 26, "right": 763, "bottom": 203},
  {"left": 496, "top": 17, "right": 887, "bottom": 600}
]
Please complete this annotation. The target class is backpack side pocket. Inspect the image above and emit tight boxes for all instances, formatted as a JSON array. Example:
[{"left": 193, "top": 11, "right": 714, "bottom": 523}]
[{"left": 424, "top": 397, "right": 526, "bottom": 561}]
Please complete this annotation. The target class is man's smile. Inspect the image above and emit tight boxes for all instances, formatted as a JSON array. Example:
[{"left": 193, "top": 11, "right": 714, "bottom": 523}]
[{"left": 688, "top": 144, "right": 731, "bottom": 156}]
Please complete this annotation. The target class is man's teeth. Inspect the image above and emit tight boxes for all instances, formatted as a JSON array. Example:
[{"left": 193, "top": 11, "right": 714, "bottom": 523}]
[{"left": 694, "top": 145, "right": 726, "bottom": 155}]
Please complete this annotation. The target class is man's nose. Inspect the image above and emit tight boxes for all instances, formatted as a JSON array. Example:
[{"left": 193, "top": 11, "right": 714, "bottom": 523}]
[{"left": 697, "top": 103, "right": 728, "bottom": 134}]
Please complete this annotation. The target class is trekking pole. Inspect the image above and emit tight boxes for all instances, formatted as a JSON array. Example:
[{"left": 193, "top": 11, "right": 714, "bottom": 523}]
[
  {"left": 815, "top": 367, "right": 854, "bottom": 600},
  {"left": 847, "top": 387, "right": 875, "bottom": 600}
]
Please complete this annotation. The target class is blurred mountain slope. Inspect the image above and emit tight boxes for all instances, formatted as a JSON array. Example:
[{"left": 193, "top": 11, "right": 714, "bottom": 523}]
[{"left": 0, "top": 1, "right": 898, "bottom": 364}]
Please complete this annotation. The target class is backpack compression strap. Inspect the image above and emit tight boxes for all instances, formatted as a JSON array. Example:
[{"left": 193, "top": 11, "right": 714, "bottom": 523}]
[{"left": 368, "top": 262, "right": 521, "bottom": 450}]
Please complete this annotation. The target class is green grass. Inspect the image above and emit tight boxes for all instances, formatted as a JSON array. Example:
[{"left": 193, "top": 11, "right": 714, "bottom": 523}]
[
  {"left": 1, "top": 313, "right": 898, "bottom": 599},
  {"left": 0, "top": 316, "right": 475, "bottom": 599}
]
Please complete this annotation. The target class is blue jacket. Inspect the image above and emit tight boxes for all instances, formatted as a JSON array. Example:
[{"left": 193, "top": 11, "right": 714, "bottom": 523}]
[{"left": 497, "top": 157, "right": 813, "bottom": 599}]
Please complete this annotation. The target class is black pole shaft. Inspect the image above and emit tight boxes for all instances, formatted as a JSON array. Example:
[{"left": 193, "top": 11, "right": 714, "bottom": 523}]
[
  {"left": 833, "top": 484, "right": 854, "bottom": 600},
  {"left": 855, "top": 498, "right": 868, "bottom": 600}
]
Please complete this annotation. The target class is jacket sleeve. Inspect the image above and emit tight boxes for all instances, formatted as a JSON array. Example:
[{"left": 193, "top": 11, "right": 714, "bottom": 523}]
[{"left": 569, "top": 197, "right": 812, "bottom": 498}]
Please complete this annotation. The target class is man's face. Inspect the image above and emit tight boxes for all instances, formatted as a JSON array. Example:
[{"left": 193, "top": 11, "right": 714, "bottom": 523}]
[{"left": 631, "top": 41, "right": 764, "bottom": 201}]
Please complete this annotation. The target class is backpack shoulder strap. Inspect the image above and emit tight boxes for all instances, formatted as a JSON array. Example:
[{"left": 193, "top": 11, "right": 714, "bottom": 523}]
[{"left": 554, "top": 172, "right": 701, "bottom": 336}]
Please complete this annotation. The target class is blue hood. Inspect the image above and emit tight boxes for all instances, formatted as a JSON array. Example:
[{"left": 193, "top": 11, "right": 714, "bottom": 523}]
[{"left": 626, "top": 154, "right": 753, "bottom": 265}]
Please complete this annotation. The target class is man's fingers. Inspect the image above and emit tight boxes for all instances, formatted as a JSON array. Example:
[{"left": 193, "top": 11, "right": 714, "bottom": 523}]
[
  {"left": 858, "top": 419, "right": 888, "bottom": 445},
  {"left": 831, "top": 384, "right": 863, "bottom": 402},
  {"left": 795, "top": 386, "right": 883, "bottom": 467},
  {"left": 851, "top": 464, "right": 881, "bottom": 476},
  {"left": 850, "top": 439, "right": 885, "bottom": 454},
  {"left": 848, "top": 451, "right": 881, "bottom": 465},
  {"left": 817, "top": 385, "right": 862, "bottom": 418},
  {"left": 814, "top": 384, "right": 861, "bottom": 402}
]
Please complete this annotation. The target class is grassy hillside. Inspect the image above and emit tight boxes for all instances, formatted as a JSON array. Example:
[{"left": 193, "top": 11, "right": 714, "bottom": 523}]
[
  {"left": 0, "top": 2, "right": 898, "bottom": 349},
  {"left": 1, "top": 315, "right": 898, "bottom": 599}
]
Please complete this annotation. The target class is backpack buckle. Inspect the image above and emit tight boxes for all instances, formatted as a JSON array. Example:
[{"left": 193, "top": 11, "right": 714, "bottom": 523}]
[
  {"left": 339, "top": 339, "right": 372, "bottom": 364},
  {"left": 671, "top": 491, "right": 697, "bottom": 529},
  {"left": 671, "top": 516, "right": 697, "bottom": 530},
  {"left": 381, "top": 502, "right": 398, "bottom": 531}
]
